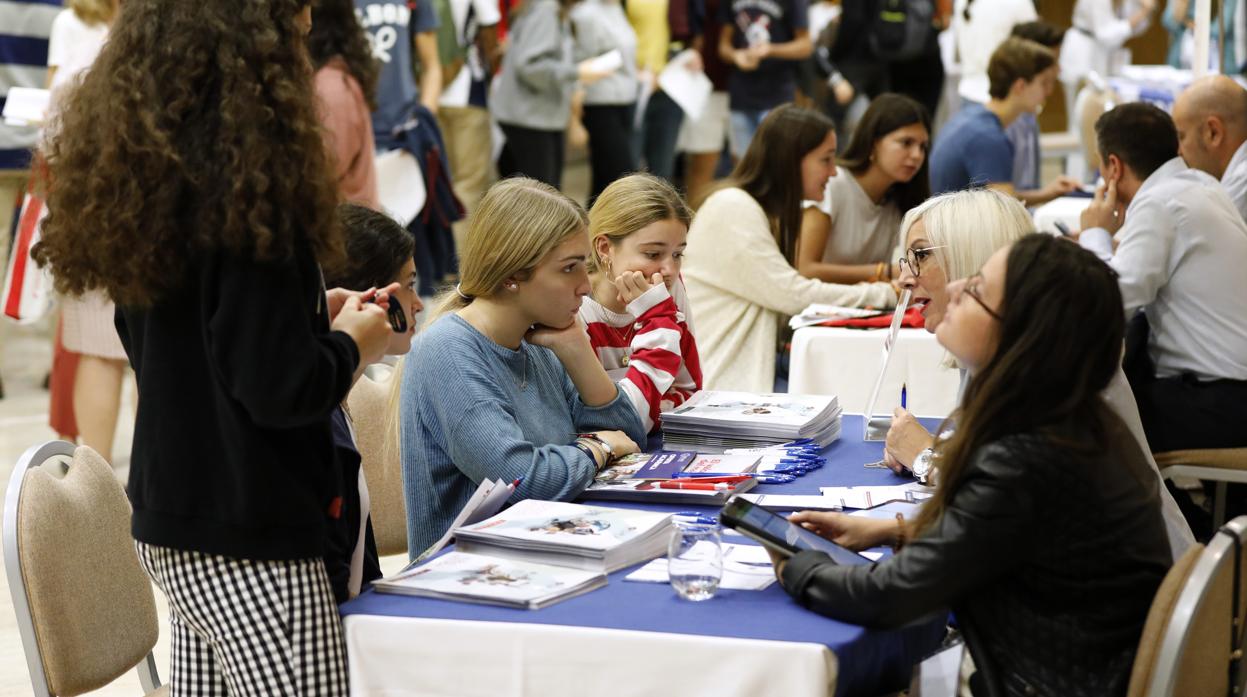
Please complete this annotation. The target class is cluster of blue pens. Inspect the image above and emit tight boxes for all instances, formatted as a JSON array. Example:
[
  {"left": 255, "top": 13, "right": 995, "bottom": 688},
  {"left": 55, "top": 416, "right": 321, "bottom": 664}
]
[{"left": 669, "top": 438, "right": 826, "bottom": 485}]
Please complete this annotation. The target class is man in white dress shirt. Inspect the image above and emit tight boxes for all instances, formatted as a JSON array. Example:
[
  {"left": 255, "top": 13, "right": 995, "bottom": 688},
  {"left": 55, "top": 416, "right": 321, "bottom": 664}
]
[
  {"left": 1172, "top": 75, "right": 1247, "bottom": 222},
  {"left": 1079, "top": 102, "right": 1247, "bottom": 458}
]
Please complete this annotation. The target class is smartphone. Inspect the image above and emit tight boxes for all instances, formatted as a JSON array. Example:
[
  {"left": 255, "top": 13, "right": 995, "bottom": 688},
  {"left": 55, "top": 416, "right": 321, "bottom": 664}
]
[
  {"left": 719, "top": 497, "right": 873, "bottom": 565},
  {"left": 366, "top": 295, "right": 408, "bottom": 333},
  {"left": 1053, "top": 221, "right": 1072, "bottom": 237}
]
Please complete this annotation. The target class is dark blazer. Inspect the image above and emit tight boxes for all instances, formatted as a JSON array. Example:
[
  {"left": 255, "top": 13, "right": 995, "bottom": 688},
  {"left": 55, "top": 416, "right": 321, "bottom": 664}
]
[{"left": 780, "top": 413, "right": 1172, "bottom": 697}]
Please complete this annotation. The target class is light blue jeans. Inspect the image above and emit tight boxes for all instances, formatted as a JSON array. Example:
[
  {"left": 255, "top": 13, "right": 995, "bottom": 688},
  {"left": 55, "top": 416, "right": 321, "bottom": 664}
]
[{"left": 728, "top": 108, "right": 770, "bottom": 158}]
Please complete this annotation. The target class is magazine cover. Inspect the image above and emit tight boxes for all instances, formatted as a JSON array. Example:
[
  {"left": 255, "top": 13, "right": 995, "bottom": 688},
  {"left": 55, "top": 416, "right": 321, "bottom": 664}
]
[
  {"left": 457, "top": 500, "right": 669, "bottom": 551},
  {"left": 667, "top": 391, "right": 833, "bottom": 426},
  {"left": 379, "top": 552, "right": 605, "bottom": 607}
]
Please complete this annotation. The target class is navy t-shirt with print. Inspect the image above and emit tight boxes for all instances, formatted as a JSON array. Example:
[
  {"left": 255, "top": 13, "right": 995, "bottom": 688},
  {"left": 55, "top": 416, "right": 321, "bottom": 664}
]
[
  {"left": 719, "top": 0, "right": 808, "bottom": 112},
  {"left": 928, "top": 103, "right": 1014, "bottom": 195},
  {"left": 355, "top": 0, "right": 440, "bottom": 149}
]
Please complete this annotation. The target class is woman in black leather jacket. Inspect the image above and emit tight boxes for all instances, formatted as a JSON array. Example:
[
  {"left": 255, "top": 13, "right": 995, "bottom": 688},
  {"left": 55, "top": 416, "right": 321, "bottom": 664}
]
[{"left": 773, "top": 234, "right": 1173, "bottom": 697}]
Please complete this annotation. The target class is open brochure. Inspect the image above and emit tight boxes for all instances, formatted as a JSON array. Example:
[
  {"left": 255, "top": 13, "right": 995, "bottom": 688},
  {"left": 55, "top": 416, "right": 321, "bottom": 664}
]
[
  {"left": 374, "top": 551, "right": 606, "bottom": 609},
  {"left": 416, "top": 478, "right": 517, "bottom": 562},
  {"left": 454, "top": 500, "right": 673, "bottom": 573}
]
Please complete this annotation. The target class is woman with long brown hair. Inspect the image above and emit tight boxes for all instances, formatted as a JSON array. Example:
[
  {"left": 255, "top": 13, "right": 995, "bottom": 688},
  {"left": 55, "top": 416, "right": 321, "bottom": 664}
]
[
  {"left": 681, "top": 104, "right": 895, "bottom": 392},
  {"left": 770, "top": 234, "right": 1173, "bottom": 696},
  {"left": 796, "top": 93, "right": 930, "bottom": 285},
  {"left": 32, "top": 0, "right": 394, "bottom": 691}
]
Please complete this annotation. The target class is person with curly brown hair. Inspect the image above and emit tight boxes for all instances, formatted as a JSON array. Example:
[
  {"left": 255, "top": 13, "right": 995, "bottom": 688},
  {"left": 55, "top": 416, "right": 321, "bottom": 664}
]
[{"left": 32, "top": 0, "right": 395, "bottom": 692}]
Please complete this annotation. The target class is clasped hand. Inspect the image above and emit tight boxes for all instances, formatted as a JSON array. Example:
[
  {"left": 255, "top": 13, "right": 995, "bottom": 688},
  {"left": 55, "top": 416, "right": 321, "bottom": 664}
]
[{"left": 612, "top": 270, "right": 664, "bottom": 306}]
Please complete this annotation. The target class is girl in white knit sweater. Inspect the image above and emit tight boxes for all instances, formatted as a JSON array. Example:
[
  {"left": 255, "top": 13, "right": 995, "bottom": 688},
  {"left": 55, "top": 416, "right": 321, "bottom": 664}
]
[{"left": 682, "top": 105, "right": 896, "bottom": 392}]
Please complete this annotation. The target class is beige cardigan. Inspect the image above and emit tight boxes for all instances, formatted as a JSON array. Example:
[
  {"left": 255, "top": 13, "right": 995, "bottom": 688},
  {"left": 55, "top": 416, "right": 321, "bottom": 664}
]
[{"left": 683, "top": 188, "right": 897, "bottom": 392}]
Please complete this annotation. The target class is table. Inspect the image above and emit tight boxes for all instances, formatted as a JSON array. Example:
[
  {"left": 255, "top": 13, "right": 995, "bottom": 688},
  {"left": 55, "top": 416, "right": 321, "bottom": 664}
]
[
  {"left": 789, "top": 327, "right": 961, "bottom": 419},
  {"left": 341, "top": 415, "right": 946, "bottom": 697}
]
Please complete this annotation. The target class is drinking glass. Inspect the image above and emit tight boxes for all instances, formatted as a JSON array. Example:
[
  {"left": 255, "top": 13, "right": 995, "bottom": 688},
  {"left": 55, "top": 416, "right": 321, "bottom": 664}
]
[{"left": 668, "top": 518, "right": 723, "bottom": 601}]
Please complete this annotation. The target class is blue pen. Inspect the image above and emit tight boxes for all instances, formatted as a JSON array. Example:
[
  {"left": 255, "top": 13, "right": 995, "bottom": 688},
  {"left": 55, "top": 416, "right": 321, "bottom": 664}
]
[
  {"left": 901, "top": 383, "right": 907, "bottom": 410},
  {"left": 753, "top": 474, "right": 795, "bottom": 484}
]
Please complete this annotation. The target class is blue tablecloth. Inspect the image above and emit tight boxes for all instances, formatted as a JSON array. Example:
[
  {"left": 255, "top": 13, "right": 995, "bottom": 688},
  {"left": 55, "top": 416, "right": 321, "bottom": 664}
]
[{"left": 341, "top": 414, "right": 946, "bottom": 697}]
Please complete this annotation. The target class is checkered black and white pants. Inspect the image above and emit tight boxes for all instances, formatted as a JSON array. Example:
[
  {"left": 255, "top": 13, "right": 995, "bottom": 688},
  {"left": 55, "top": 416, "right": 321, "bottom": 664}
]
[{"left": 136, "top": 542, "right": 348, "bottom": 696}]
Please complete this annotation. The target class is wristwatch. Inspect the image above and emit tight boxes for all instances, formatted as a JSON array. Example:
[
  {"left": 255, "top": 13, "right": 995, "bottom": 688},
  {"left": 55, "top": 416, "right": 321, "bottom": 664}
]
[
  {"left": 912, "top": 448, "right": 934, "bottom": 486},
  {"left": 577, "top": 433, "right": 614, "bottom": 459}
]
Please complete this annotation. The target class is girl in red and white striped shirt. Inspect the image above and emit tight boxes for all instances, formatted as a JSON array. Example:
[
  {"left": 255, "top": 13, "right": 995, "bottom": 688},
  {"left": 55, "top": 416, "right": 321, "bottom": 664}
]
[{"left": 579, "top": 174, "right": 703, "bottom": 433}]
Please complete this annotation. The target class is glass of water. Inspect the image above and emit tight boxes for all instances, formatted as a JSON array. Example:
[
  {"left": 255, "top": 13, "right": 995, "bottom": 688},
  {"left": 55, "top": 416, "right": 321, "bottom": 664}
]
[{"left": 668, "top": 517, "right": 723, "bottom": 601}]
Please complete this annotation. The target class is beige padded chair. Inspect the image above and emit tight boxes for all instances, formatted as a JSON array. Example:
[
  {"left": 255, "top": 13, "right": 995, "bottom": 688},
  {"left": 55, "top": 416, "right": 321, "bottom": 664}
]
[
  {"left": 347, "top": 365, "right": 409, "bottom": 557},
  {"left": 1128, "top": 522, "right": 1238, "bottom": 697},
  {"left": 1127, "top": 544, "right": 1204, "bottom": 697},
  {"left": 1155, "top": 448, "right": 1247, "bottom": 529},
  {"left": 3, "top": 441, "right": 165, "bottom": 696}
]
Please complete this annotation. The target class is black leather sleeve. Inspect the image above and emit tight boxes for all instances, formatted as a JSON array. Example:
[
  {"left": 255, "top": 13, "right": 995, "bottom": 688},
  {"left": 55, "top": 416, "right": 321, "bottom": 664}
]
[{"left": 779, "top": 437, "right": 1049, "bottom": 629}]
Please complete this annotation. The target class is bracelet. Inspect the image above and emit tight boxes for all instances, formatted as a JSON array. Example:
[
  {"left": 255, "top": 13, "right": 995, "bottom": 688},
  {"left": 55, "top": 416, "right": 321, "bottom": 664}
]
[
  {"left": 573, "top": 438, "right": 607, "bottom": 472},
  {"left": 892, "top": 513, "right": 909, "bottom": 552}
]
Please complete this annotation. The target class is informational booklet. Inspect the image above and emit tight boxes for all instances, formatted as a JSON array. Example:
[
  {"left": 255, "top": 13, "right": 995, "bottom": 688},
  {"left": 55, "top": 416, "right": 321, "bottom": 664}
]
[
  {"left": 374, "top": 551, "right": 606, "bottom": 609},
  {"left": 683, "top": 453, "right": 762, "bottom": 474},
  {"left": 863, "top": 288, "right": 912, "bottom": 441},
  {"left": 580, "top": 451, "right": 759, "bottom": 504},
  {"left": 849, "top": 500, "right": 923, "bottom": 521},
  {"left": 581, "top": 474, "right": 756, "bottom": 504},
  {"left": 583, "top": 48, "right": 623, "bottom": 74},
  {"left": 1, "top": 87, "right": 50, "bottom": 126},
  {"left": 662, "top": 390, "right": 842, "bottom": 452},
  {"left": 375, "top": 149, "right": 425, "bottom": 225},
  {"left": 454, "top": 500, "right": 673, "bottom": 573},
  {"left": 632, "top": 451, "right": 697, "bottom": 479},
  {"left": 736, "top": 494, "right": 844, "bottom": 511},
  {"left": 789, "top": 304, "right": 885, "bottom": 330},
  {"left": 415, "top": 478, "right": 518, "bottom": 562},
  {"left": 624, "top": 543, "right": 777, "bottom": 591},
  {"left": 818, "top": 482, "right": 934, "bottom": 510},
  {"left": 657, "top": 49, "right": 713, "bottom": 120}
]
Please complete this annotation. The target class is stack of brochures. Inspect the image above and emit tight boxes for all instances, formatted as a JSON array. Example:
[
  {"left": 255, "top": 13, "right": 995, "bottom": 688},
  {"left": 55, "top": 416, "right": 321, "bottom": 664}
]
[
  {"left": 373, "top": 551, "right": 607, "bottom": 609},
  {"left": 580, "top": 450, "right": 760, "bottom": 504},
  {"left": 454, "top": 500, "right": 673, "bottom": 573},
  {"left": 788, "top": 303, "right": 883, "bottom": 330},
  {"left": 660, "top": 390, "right": 843, "bottom": 452}
]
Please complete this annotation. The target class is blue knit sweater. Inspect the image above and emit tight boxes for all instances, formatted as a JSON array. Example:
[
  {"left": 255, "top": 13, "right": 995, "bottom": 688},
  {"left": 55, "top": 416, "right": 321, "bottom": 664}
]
[{"left": 400, "top": 314, "right": 645, "bottom": 558}]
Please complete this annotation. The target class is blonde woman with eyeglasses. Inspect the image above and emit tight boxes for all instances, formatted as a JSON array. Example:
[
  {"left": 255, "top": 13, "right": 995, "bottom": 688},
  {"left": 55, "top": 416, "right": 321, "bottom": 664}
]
[
  {"left": 881, "top": 188, "right": 1193, "bottom": 560},
  {"left": 400, "top": 177, "right": 646, "bottom": 559}
]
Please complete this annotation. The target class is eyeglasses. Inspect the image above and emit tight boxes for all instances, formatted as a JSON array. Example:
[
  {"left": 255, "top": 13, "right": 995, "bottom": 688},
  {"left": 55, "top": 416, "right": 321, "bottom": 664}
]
[
  {"left": 897, "top": 245, "right": 948, "bottom": 278},
  {"left": 962, "top": 273, "right": 1003, "bottom": 321}
]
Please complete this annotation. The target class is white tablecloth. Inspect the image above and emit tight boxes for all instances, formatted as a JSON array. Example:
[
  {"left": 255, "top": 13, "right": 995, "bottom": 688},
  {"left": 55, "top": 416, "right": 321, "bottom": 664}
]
[
  {"left": 788, "top": 327, "right": 960, "bottom": 419},
  {"left": 344, "top": 615, "right": 837, "bottom": 697}
]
